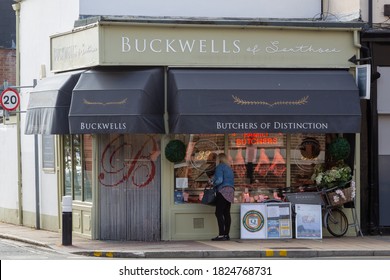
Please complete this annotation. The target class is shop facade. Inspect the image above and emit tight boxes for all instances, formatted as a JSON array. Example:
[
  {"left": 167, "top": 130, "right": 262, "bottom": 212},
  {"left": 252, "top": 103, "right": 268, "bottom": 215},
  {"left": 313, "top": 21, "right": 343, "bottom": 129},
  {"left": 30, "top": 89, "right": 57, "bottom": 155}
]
[{"left": 26, "top": 19, "right": 363, "bottom": 241}]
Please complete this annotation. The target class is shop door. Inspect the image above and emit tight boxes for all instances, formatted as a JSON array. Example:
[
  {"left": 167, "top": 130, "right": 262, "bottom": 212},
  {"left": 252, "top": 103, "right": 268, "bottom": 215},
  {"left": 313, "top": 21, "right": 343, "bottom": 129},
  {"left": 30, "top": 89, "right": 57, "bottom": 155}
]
[{"left": 98, "top": 134, "right": 161, "bottom": 241}]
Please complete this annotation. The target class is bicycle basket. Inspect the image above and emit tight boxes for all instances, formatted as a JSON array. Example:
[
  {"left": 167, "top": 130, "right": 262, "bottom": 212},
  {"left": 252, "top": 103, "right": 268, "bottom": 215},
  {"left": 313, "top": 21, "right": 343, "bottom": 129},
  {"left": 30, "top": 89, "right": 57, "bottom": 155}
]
[{"left": 326, "top": 183, "right": 356, "bottom": 206}]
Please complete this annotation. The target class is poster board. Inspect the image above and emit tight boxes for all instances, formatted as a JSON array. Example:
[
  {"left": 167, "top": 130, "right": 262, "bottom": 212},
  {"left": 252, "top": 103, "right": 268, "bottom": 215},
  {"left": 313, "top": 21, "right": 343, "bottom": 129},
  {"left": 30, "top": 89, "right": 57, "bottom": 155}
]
[
  {"left": 295, "top": 204, "right": 322, "bottom": 239},
  {"left": 240, "top": 204, "right": 267, "bottom": 239},
  {"left": 266, "top": 202, "right": 292, "bottom": 239},
  {"left": 240, "top": 202, "right": 292, "bottom": 239}
]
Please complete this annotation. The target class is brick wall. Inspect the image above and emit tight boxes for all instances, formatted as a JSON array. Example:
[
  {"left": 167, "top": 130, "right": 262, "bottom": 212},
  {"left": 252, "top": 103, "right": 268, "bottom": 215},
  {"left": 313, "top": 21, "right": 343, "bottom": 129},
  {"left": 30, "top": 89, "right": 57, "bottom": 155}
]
[{"left": 0, "top": 48, "right": 16, "bottom": 87}]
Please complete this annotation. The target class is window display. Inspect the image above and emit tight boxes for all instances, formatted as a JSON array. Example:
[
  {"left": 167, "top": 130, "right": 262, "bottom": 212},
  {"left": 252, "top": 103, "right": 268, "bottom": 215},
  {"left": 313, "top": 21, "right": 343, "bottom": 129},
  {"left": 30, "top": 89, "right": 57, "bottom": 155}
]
[
  {"left": 63, "top": 134, "right": 93, "bottom": 202},
  {"left": 173, "top": 133, "right": 277, "bottom": 203},
  {"left": 290, "top": 134, "right": 326, "bottom": 187},
  {"left": 172, "top": 133, "right": 332, "bottom": 204}
]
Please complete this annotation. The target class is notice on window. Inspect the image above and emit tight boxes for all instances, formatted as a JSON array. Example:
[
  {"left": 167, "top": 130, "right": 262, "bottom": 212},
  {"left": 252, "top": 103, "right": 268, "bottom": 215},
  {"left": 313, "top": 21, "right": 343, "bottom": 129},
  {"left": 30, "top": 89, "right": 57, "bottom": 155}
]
[{"left": 42, "top": 135, "right": 55, "bottom": 171}]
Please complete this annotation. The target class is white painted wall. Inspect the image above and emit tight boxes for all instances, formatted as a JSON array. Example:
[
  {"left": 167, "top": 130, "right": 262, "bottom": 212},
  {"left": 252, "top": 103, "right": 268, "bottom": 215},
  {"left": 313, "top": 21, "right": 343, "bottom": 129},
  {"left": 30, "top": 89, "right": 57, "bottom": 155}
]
[
  {"left": 360, "top": 0, "right": 390, "bottom": 24},
  {"left": 79, "top": 0, "right": 322, "bottom": 19},
  {"left": 0, "top": 126, "right": 18, "bottom": 210},
  {"left": 14, "top": 0, "right": 79, "bottom": 225},
  {"left": 372, "top": 0, "right": 390, "bottom": 24},
  {"left": 322, "top": 0, "right": 360, "bottom": 21}
]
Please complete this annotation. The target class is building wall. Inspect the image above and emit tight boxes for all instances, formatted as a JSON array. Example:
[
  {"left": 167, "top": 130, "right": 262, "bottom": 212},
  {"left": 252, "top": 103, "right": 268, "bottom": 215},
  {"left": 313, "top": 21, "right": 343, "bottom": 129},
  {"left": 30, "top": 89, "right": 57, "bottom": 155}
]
[
  {"left": 0, "top": 0, "right": 17, "bottom": 224},
  {"left": 0, "top": 49, "right": 16, "bottom": 86},
  {"left": 20, "top": 0, "right": 79, "bottom": 229},
  {"left": 360, "top": 0, "right": 390, "bottom": 24},
  {"left": 372, "top": 0, "right": 390, "bottom": 24},
  {"left": 0, "top": 125, "right": 18, "bottom": 223},
  {"left": 322, "top": 0, "right": 360, "bottom": 21},
  {"left": 79, "top": 0, "right": 322, "bottom": 19},
  {"left": 79, "top": 0, "right": 361, "bottom": 21},
  {"left": 0, "top": 0, "right": 79, "bottom": 230}
]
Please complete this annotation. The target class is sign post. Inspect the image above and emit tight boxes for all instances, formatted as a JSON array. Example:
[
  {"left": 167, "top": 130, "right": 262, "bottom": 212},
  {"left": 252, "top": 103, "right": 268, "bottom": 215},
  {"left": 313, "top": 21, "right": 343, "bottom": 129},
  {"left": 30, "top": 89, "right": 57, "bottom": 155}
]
[{"left": 1, "top": 88, "right": 20, "bottom": 111}]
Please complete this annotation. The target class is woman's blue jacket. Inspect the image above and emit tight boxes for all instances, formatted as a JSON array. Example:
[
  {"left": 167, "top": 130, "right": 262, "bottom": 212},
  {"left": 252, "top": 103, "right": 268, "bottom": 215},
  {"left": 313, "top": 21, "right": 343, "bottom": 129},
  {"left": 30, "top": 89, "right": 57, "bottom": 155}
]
[{"left": 212, "top": 163, "right": 235, "bottom": 192}]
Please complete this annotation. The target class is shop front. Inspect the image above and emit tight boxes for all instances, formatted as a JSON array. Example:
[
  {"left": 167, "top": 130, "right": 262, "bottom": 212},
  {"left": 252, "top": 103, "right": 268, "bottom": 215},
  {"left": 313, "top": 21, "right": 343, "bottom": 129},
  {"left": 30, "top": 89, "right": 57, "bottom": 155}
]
[
  {"left": 166, "top": 68, "right": 360, "bottom": 240},
  {"left": 26, "top": 18, "right": 363, "bottom": 241}
]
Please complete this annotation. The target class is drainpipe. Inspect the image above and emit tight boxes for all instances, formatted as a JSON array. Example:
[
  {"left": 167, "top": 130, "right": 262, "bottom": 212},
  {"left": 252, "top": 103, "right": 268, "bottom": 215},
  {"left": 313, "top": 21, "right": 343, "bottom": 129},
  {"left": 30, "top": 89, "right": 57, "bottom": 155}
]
[
  {"left": 367, "top": 0, "right": 379, "bottom": 233},
  {"left": 12, "top": 1, "right": 23, "bottom": 225},
  {"left": 368, "top": 0, "right": 373, "bottom": 28}
]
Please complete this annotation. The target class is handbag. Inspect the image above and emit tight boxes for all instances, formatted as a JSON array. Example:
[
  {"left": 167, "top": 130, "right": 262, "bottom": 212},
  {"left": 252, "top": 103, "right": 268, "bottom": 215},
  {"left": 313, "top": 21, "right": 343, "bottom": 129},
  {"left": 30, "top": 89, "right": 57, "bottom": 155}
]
[{"left": 201, "top": 186, "right": 216, "bottom": 205}]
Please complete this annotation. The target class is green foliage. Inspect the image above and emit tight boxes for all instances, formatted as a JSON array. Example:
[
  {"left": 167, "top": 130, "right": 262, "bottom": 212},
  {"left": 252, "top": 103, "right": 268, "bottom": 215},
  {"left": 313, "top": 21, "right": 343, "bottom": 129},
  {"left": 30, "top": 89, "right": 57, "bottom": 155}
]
[
  {"left": 165, "top": 140, "right": 186, "bottom": 163},
  {"left": 329, "top": 137, "right": 350, "bottom": 161},
  {"left": 311, "top": 162, "right": 352, "bottom": 188}
]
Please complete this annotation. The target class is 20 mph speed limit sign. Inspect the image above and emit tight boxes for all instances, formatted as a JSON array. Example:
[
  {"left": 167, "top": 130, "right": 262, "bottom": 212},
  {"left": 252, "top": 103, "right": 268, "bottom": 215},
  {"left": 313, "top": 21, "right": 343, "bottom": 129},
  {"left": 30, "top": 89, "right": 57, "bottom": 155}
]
[{"left": 1, "top": 88, "right": 20, "bottom": 111}]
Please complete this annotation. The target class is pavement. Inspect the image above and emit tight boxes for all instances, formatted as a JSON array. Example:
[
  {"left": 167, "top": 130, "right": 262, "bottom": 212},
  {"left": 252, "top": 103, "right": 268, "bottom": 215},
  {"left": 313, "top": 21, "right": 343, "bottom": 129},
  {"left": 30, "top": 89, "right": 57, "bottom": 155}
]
[{"left": 1, "top": 222, "right": 390, "bottom": 259}]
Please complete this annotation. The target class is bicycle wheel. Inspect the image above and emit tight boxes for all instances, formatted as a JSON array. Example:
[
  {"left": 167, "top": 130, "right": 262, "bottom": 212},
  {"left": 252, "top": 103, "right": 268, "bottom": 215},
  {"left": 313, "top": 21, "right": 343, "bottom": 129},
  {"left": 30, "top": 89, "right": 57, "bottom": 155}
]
[{"left": 324, "top": 208, "right": 348, "bottom": 237}]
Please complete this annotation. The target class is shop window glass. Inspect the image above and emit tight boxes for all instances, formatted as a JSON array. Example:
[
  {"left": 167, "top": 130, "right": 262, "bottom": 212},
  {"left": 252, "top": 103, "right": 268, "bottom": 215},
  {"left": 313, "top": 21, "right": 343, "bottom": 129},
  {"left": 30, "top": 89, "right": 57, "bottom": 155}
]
[
  {"left": 83, "top": 135, "right": 93, "bottom": 202},
  {"left": 72, "top": 135, "right": 82, "bottom": 201},
  {"left": 63, "top": 134, "right": 93, "bottom": 202},
  {"left": 172, "top": 133, "right": 336, "bottom": 204},
  {"left": 173, "top": 133, "right": 287, "bottom": 204},
  {"left": 64, "top": 135, "right": 72, "bottom": 196},
  {"left": 228, "top": 133, "right": 286, "bottom": 202},
  {"left": 173, "top": 134, "right": 224, "bottom": 204},
  {"left": 290, "top": 134, "right": 326, "bottom": 188}
]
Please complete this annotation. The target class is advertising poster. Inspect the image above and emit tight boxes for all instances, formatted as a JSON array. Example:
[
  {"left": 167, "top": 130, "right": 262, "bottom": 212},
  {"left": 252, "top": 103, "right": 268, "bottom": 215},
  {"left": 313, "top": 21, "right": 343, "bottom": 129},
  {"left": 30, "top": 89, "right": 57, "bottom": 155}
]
[
  {"left": 295, "top": 204, "right": 322, "bottom": 239},
  {"left": 240, "top": 203, "right": 292, "bottom": 239},
  {"left": 267, "top": 219, "right": 280, "bottom": 238},
  {"left": 266, "top": 203, "right": 292, "bottom": 239},
  {"left": 240, "top": 204, "right": 267, "bottom": 239}
]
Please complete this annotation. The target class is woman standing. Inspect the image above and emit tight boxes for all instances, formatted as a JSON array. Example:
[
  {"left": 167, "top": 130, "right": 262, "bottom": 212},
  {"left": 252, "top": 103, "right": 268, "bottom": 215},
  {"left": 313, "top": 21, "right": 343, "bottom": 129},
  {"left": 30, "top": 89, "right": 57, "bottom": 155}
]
[{"left": 210, "top": 153, "right": 235, "bottom": 241}]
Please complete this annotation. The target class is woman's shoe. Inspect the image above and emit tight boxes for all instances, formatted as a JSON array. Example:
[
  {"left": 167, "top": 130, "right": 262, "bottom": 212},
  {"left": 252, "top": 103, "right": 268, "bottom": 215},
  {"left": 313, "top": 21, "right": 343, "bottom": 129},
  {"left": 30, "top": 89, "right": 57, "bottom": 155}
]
[
  {"left": 224, "top": 235, "right": 230, "bottom": 240},
  {"left": 211, "top": 235, "right": 227, "bottom": 241}
]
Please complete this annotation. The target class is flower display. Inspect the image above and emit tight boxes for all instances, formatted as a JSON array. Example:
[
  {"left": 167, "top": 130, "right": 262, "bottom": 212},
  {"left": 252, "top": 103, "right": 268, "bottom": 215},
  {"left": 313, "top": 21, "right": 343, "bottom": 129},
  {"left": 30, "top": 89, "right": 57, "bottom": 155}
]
[
  {"left": 311, "top": 162, "right": 352, "bottom": 188},
  {"left": 327, "top": 183, "right": 356, "bottom": 206}
]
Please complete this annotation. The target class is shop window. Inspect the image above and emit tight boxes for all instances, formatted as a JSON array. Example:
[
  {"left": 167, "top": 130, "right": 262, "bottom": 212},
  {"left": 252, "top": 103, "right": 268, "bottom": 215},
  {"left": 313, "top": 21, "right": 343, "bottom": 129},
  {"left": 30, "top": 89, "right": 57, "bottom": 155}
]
[
  {"left": 172, "top": 133, "right": 339, "bottom": 204},
  {"left": 42, "top": 135, "right": 55, "bottom": 172},
  {"left": 173, "top": 133, "right": 287, "bottom": 204},
  {"left": 173, "top": 134, "right": 224, "bottom": 203},
  {"left": 290, "top": 134, "right": 326, "bottom": 187},
  {"left": 63, "top": 134, "right": 92, "bottom": 202}
]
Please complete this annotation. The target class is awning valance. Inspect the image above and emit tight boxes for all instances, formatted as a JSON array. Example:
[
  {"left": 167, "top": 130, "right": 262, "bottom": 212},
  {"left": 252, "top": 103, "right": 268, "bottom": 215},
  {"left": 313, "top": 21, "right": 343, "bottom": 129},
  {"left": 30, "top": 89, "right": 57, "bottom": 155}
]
[
  {"left": 25, "top": 72, "right": 81, "bottom": 134},
  {"left": 68, "top": 67, "right": 165, "bottom": 134},
  {"left": 168, "top": 69, "right": 361, "bottom": 134}
]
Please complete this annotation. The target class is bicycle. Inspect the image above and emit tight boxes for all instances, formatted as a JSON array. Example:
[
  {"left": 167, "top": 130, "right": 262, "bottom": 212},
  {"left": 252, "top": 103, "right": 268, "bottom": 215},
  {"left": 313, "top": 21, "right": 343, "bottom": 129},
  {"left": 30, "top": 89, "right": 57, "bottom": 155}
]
[
  {"left": 317, "top": 182, "right": 355, "bottom": 237},
  {"left": 283, "top": 183, "right": 354, "bottom": 237}
]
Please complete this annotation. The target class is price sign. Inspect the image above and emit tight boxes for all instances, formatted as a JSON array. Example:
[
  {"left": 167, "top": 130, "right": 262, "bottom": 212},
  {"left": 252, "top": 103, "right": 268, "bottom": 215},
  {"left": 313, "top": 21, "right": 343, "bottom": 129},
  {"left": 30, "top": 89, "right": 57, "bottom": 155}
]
[{"left": 1, "top": 88, "right": 20, "bottom": 111}]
